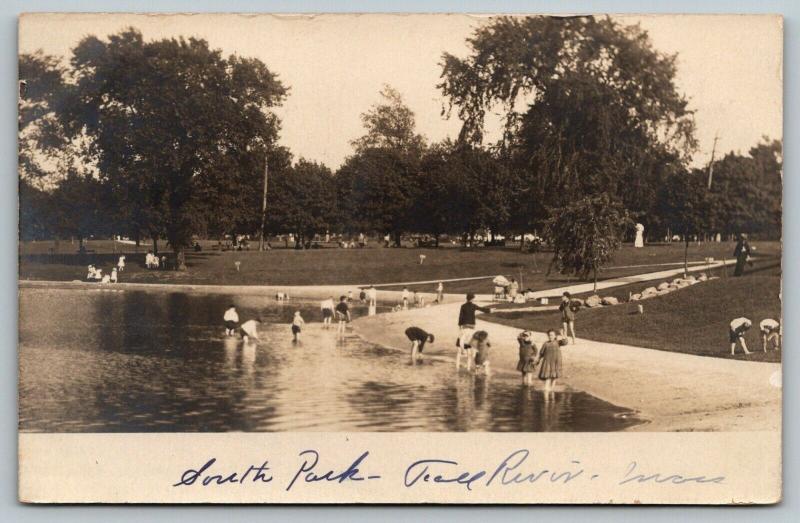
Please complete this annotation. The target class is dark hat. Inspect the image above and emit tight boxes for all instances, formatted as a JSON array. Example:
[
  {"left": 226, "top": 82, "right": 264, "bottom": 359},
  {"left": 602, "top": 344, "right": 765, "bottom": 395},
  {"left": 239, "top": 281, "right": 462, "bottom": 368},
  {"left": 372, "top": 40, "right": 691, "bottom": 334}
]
[{"left": 466, "top": 292, "right": 476, "bottom": 301}]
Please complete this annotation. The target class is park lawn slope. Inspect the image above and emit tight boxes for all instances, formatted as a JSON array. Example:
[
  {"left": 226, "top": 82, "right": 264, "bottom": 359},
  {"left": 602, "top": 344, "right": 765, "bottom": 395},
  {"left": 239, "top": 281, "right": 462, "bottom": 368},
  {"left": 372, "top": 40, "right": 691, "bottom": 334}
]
[
  {"left": 20, "top": 240, "right": 780, "bottom": 295},
  {"left": 483, "top": 270, "right": 781, "bottom": 363}
]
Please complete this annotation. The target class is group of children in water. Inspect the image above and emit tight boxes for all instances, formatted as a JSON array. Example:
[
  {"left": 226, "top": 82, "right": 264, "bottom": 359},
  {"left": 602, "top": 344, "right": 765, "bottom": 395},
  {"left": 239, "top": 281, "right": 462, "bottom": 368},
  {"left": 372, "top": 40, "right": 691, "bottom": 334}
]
[
  {"left": 404, "top": 292, "right": 570, "bottom": 390},
  {"left": 223, "top": 293, "right": 356, "bottom": 344}
]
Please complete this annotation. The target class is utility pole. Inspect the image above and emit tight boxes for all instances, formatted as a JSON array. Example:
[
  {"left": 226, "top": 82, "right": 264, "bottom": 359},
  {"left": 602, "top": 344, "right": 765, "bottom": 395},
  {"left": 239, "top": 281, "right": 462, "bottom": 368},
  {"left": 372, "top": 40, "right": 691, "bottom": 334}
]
[
  {"left": 707, "top": 132, "right": 720, "bottom": 189},
  {"left": 258, "top": 155, "right": 269, "bottom": 251}
]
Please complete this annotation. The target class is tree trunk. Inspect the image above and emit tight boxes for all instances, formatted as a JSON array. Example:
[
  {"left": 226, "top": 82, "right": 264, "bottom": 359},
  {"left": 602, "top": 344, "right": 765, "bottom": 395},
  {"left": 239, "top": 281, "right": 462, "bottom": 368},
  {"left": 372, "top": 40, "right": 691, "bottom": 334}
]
[
  {"left": 684, "top": 237, "right": 689, "bottom": 278},
  {"left": 434, "top": 233, "right": 439, "bottom": 248},
  {"left": 593, "top": 266, "right": 598, "bottom": 292},
  {"left": 393, "top": 231, "right": 401, "bottom": 248},
  {"left": 176, "top": 249, "right": 187, "bottom": 271}
]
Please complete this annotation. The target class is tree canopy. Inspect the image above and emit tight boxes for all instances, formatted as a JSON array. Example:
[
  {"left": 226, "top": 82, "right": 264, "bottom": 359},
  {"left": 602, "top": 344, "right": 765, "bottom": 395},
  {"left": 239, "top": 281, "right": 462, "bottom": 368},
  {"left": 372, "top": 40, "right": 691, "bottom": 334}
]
[{"left": 61, "top": 28, "right": 288, "bottom": 266}]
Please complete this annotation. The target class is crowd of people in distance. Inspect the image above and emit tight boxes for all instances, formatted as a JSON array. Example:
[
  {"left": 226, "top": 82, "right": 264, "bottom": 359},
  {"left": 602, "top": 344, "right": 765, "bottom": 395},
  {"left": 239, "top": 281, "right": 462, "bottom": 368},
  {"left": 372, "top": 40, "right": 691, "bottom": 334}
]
[
  {"left": 145, "top": 251, "right": 168, "bottom": 269},
  {"left": 85, "top": 255, "right": 126, "bottom": 284}
]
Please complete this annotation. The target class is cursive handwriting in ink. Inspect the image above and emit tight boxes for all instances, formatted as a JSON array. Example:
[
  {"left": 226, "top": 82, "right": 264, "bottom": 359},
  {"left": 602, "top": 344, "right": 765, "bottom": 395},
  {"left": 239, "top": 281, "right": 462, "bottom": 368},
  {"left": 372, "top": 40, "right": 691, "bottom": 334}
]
[
  {"left": 286, "top": 450, "right": 380, "bottom": 491},
  {"left": 619, "top": 461, "right": 725, "bottom": 485},
  {"left": 404, "top": 459, "right": 487, "bottom": 491},
  {"left": 173, "top": 458, "right": 273, "bottom": 487},
  {"left": 486, "top": 449, "right": 585, "bottom": 486}
]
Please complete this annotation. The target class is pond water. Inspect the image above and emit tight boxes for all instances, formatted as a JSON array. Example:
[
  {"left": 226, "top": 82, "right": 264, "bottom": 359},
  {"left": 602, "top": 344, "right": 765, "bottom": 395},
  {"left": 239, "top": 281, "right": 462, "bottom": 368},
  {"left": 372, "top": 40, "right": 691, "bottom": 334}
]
[{"left": 19, "top": 288, "right": 641, "bottom": 432}]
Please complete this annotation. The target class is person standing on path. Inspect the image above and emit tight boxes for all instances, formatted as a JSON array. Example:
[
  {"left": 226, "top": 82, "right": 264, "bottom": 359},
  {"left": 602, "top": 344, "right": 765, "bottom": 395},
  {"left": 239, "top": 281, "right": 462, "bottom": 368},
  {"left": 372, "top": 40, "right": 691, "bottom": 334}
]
[
  {"left": 402, "top": 287, "right": 410, "bottom": 309},
  {"left": 367, "top": 285, "right": 377, "bottom": 308},
  {"left": 436, "top": 281, "right": 444, "bottom": 303},
  {"left": 733, "top": 234, "right": 752, "bottom": 277},
  {"left": 538, "top": 329, "right": 568, "bottom": 391},
  {"left": 508, "top": 278, "right": 519, "bottom": 301},
  {"left": 457, "top": 293, "right": 492, "bottom": 370},
  {"left": 559, "top": 292, "right": 577, "bottom": 344},
  {"left": 405, "top": 326, "right": 434, "bottom": 361}
]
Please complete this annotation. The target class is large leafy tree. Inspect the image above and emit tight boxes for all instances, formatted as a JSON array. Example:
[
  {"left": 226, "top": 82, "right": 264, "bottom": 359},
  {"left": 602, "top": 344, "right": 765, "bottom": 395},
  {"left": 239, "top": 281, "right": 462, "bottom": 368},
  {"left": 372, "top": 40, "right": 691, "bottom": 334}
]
[
  {"left": 439, "top": 16, "right": 696, "bottom": 221},
  {"left": 545, "top": 193, "right": 632, "bottom": 290},
  {"left": 337, "top": 85, "right": 425, "bottom": 244},
  {"left": 707, "top": 139, "right": 782, "bottom": 239},
  {"left": 18, "top": 51, "right": 73, "bottom": 186},
  {"left": 657, "top": 170, "right": 714, "bottom": 276},
  {"left": 61, "top": 29, "right": 287, "bottom": 268},
  {"left": 266, "top": 158, "right": 338, "bottom": 244}
]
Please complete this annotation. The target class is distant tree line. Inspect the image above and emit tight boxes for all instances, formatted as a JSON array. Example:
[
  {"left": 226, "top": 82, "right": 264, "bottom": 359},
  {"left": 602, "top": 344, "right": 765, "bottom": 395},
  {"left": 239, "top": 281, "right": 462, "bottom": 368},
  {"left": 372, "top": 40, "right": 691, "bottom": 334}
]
[{"left": 19, "top": 18, "right": 782, "bottom": 279}]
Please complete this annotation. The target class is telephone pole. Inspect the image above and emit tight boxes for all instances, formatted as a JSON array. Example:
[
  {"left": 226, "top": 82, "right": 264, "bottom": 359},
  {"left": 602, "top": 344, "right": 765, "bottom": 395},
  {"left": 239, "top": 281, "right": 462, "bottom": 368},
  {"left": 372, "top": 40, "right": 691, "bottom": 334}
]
[
  {"left": 706, "top": 132, "right": 720, "bottom": 189},
  {"left": 258, "top": 155, "right": 269, "bottom": 251}
]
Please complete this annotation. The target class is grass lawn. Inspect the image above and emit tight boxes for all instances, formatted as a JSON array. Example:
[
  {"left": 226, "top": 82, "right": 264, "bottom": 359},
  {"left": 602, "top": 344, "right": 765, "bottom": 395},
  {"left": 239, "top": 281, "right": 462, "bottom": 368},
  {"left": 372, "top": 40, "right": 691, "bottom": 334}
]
[
  {"left": 482, "top": 265, "right": 782, "bottom": 362},
  {"left": 19, "top": 240, "right": 781, "bottom": 296}
]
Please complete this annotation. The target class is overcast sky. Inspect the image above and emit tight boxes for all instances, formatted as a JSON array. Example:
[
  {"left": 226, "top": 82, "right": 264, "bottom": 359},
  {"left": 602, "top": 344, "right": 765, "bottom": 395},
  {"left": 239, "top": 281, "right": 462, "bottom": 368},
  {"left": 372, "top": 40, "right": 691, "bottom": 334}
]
[{"left": 19, "top": 13, "right": 783, "bottom": 169}]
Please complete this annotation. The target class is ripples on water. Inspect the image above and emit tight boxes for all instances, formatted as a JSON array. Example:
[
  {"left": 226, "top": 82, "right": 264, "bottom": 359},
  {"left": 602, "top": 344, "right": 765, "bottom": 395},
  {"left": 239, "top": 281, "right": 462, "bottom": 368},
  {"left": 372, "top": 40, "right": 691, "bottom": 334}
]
[{"left": 19, "top": 288, "right": 640, "bottom": 432}]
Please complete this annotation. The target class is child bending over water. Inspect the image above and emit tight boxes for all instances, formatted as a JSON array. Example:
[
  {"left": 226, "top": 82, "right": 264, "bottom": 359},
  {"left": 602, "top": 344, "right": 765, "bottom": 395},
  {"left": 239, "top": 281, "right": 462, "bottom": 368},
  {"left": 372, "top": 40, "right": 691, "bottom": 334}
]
[
  {"left": 405, "top": 326, "right": 434, "bottom": 361},
  {"left": 239, "top": 317, "right": 261, "bottom": 342}
]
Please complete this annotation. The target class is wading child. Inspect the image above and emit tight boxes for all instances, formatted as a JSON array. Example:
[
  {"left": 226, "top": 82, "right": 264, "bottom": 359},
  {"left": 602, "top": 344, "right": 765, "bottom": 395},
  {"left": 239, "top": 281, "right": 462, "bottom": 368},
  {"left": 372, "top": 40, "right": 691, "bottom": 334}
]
[
  {"left": 538, "top": 329, "right": 568, "bottom": 391},
  {"left": 239, "top": 317, "right": 262, "bottom": 343},
  {"left": 471, "top": 331, "right": 491, "bottom": 375},
  {"left": 117, "top": 255, "right": 126, "bottom": 272},
  {"left": 405, "top": 326, "right": 434, "bottom": 361},
  {"left": 110, "top": 267, "right": 118, "bottom": 283},
  {"left": 291, "top": 311, "right": 305, "bottom": 342},
  {"left": 402, "top": 287, "right": 410, "bottom": 309},
  {"left": 516, "top": 331, "right": 539, "bottom": 386},
  {"left": 760, "top": 318, "right": 781, "bottom": 352},
  {"left": 729, "top": 317, "right": 753, "bottom": 355},
  {"left": 335, "top": 296, "right": 351, "bottom": 335},
  {"left": 223, "top": 305, "right": 239, "bottom": 336},
  {"left": 456, "top": 293, "right": 492, "bottom": 370},
  {"left": 320, "top": 296, "right": 335, "bottom": 329},
  {"left": 559, "top": 292, "right": 577, "bottom": 344}
]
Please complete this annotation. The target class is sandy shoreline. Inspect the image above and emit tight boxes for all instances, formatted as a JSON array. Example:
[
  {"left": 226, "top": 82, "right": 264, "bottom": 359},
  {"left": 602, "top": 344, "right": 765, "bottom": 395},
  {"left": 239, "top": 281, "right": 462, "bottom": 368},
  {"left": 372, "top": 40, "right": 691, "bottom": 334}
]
[{"left": 353, "top": 302, "right": 782, "bottom": 432}]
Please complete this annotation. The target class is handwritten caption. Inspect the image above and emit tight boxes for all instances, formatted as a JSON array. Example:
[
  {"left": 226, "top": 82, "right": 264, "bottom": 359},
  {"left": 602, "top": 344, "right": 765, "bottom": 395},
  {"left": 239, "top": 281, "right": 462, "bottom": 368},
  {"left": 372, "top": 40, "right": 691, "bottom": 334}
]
[{"left": 172, "top": 449, "right": 724, "bottom": 491}]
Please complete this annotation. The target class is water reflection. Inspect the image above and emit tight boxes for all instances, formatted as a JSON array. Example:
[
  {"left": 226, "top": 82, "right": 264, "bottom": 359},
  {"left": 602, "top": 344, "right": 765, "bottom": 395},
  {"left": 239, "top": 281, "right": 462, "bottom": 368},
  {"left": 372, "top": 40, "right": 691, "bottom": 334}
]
[{"left": 19, "top": 288, "right": 641, "bottom": 432}]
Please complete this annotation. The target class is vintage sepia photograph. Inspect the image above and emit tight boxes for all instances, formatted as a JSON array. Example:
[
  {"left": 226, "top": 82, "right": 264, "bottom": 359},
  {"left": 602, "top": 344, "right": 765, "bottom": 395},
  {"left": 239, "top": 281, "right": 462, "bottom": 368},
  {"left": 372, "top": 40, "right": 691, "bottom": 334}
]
[{"left": 16, "top": 12, "right": 782, "bottom": 503}]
